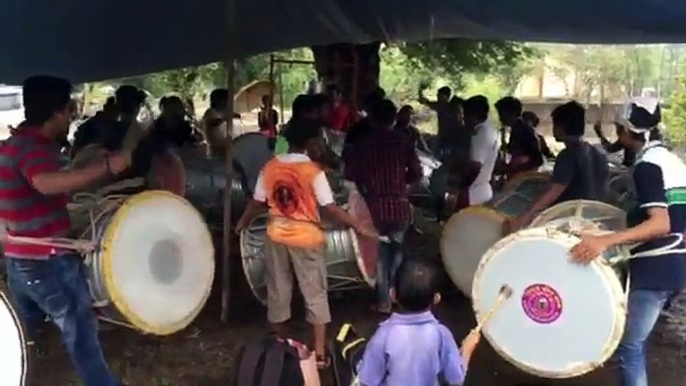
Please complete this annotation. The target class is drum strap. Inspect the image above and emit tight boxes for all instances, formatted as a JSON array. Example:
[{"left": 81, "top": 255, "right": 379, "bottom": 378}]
[
  {"left": 237, "top": 344, "right": 264, "bottom": 386},
  {"left": 260, "top": 343, "right": 285, "bottom": 386}
]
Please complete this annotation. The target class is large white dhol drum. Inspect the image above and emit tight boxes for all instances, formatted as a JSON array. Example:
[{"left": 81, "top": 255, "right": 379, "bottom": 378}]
[
  {"left": 441, "top": 172, "right": 551, "bottom": 296},
  {"left": 472, "top": 222, "right": 629, "bottom": 378},
  {"left": 240, "top": 192, "right": 377, "bottom": 305},
  {"left": 0, "top": 291, "right": 30, "bottom": 386},
  {"left": 74, "top": 191, "right": 215, "bottom": 335}
]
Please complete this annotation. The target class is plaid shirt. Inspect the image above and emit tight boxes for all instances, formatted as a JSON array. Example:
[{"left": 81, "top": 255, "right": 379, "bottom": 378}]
[{"left": 344, "top": 127, "right": 422, "bottom": 231}]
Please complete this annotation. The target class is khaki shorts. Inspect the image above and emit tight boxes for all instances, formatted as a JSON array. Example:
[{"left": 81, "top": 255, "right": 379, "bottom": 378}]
[{"left": 264, "top": 237, "right": 331, "bottom": 325}]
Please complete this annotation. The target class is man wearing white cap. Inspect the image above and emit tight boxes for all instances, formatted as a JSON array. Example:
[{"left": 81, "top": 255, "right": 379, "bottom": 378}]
[{"left": 570, "top": 97, "right": 686, "bottom": 386}]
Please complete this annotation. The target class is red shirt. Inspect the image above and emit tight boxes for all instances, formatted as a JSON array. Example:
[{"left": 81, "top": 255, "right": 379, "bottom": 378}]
[
  {"left": 0, "top": 127, "right": 71, "bottom": 259},
  {"left": 329, "top": 103, "right": 353, "bottom": 132}
]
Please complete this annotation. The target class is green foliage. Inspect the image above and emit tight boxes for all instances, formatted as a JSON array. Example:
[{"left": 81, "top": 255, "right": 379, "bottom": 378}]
[{"left": 664, "top": 72, "right": 686, "bottom": 146}]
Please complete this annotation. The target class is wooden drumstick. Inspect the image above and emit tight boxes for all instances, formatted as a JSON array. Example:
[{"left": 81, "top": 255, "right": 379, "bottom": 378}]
[{"left": 473, "top": 284, "right": 513, "bottom": 335}]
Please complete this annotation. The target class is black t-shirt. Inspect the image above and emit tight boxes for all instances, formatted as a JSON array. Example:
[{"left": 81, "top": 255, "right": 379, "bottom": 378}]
[
  {"left": 343, "top": 117, "right": 371, "bottom": 158},
  {"left": 507, "top": 119, "right": 543, "bottom": 169},
  {"left": 628, "top": 146, "right": 686, "bottom": 291},
  {"left": 552, "top": 141, "right": 609, "bottom": 203}
]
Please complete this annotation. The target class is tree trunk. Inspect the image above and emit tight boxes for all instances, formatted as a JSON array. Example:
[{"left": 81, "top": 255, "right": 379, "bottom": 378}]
[{"left": 311, "top": 42, "right": 382, "bottom": 110}]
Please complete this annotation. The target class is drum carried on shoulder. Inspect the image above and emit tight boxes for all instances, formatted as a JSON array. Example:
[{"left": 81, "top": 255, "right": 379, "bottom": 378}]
[
  {"left": 0, "top": 291, "right": 30, "bottom": 386},
  {"left": 240, "top": 188, "right": 377, "bottom": 305},
  {"left": 472, "top": 200, "right": 630, "bottom": 378},
  {"left": 70, "top": 190, "right": 215, "bottom": 336},
  {"left": 441, "top": 172, "right": 551, "bottom": 296}
]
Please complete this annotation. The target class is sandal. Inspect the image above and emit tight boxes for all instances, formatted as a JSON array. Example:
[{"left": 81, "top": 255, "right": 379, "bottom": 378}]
[{"left": 316, "top": 354, "right": 331, "bottom": 370}]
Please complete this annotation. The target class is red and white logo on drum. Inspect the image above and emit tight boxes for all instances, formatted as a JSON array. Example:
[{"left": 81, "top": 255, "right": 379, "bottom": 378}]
[{"left": 521, "top": 284, "right": 563, "bottom": 324}]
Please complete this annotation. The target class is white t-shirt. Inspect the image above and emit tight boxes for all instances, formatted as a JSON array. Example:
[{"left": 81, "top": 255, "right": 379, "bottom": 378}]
[
  {"left": 469, "top": 121, "right": 499, "bottom": 205},
  {"left": 253, "top": 153, "right": 335, "bottom": 206}
]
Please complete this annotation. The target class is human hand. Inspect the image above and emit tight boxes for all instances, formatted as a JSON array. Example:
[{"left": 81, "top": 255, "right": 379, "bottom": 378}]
[
  {"left": 570, "top": 235, "right": 612, "bottom": 265},
  {"left": 461, "top": 329, "right": 482, "bottom": 354},
  {"left": 355, "top": 224, "right": 379, "bottom": 240},
  {"left": 106, "top": 154, "right": 131, "bottom": 174},
  {"left": 502, "top": 216, "right": 522, "bottom": 236}
]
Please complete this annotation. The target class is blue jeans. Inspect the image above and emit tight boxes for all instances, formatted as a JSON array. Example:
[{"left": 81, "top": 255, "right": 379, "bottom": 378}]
[
  {"left": 6, "top": 254, "right": 118, "bottom": 386},
  {"left": 615, "top": 289, "right": 676, "bottom": 386},
  {"left": 377, "top": 227, "right": 407, "bottom": 308}
]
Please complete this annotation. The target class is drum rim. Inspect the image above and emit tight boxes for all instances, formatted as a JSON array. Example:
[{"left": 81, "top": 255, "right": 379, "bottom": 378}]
[
  {"left": 101, "top": 190, "right": 215, "bottom": 335},
  {"left": 502, "top": 171, "right": 551, "bottom": 192},
  {"left": 440, "top": 206, "right": 508, "bottom": 295},
  {"left": 530, "top": 200, "right": 627, "bottom": 229},
  {"left": 472, "top": 227, "right": 626, "bottom": 378},
  {"left": 347, "top": 227, "right": 376, "bottom": 287},
  {"left": 0, "top": 290, "right": 30, "bottom": 386},
  {"left": 239, "top": 214, "right": 268, "bottom": 306}
]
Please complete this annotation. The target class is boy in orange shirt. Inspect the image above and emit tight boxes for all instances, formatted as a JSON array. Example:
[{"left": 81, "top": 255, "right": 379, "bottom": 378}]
[{"left": 237, "top": 119, "right": 378, "bottom": 368}]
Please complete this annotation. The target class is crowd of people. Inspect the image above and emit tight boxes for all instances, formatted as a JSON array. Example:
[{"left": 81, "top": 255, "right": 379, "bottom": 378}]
[{"left": 0, "top": 74, "right": 684, "bottom": 386}]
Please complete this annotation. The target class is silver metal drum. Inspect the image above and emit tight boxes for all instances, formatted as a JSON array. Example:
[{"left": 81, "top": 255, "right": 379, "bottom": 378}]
[
  {"left": 240, "top": 213, "right": 375, "bottom": 305},
  {"left": 410, "top": 150, "right": 441, "bottom": 198},
  {"left": 323, "top": 128, "right": 346, "bottom": 157},
  {"left": 0, "top": 291, "right": 30, "bottom": 386}
]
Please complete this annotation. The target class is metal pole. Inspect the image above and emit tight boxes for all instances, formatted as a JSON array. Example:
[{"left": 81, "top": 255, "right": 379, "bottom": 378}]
[{"left": 221, "top": 0, "right": 237, "bottom": 323}]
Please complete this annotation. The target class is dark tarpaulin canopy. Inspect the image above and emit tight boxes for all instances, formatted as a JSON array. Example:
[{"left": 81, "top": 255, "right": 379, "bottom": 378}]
[{"left": 3, "top": 0, "right": 686, "bottom": 84}]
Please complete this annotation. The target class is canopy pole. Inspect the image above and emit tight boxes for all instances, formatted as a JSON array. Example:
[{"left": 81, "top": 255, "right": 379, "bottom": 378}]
[{"left": 221, "top": 0, "right": 237, "bottom": 323}]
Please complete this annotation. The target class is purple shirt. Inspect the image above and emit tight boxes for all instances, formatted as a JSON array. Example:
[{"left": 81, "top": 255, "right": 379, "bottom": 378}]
[{"left": 358, "top": 311, "right": 466, "bottom": 386}]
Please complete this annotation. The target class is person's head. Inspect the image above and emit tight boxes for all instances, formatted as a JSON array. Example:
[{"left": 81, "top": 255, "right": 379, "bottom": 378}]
[
  {"left": 292, "top": 94, "right": 317, "bottom": 120},
  {"left": 450, "top": 96, "right": 465, "bottom": 126},
  {"left": 326, "top": 85, "right": 343, "bottom": 104},
  {"left": 362, "top": 87, "right": 387, "bottom": 113},
  {"left": 437, "top": 86, "right": 452, "bottom": 103},
  {"left": 283, "top": 117, "right": 322, "bottom": 154},
  {"left": 160, "top": 95, "right": 185, "bottom": 121},
  {"left": 551, "top": 101, "right": 586, "bottom": 142},
  {"left": 22, "top": 75, "right": 74, "bottom": 138},
  {"left": 397, "top": 105, "right": 415, "bottom": 128},
  {"left": 102, "top": 96, "right": 117, "bottom": 118},
  {"left": 392, "top": 258, "right": 441, "bottom": 313},
  {"left": 209, "top": 88, "right": 229, "bottom": 111},
  {"left": 495, "top": 97, "right": 523, "bottom": 127},
  {"left": 311, "top": 94, "right": 331, "bottom": 123},
  {"left": 261, "top": 94, "right": 272, "bottom": 108},
  {"left": 522, "top": 111, "right": 540, "bottom": 128},
  {"left": 370, "top": 99, "right": 398, "bottom": 130},
  {"left": 462, "top": 95, "right": 490, "bottom": 129},
  {"left": 616, "top": 97, "right": 662, "bottom": 150},
  {"left": 115, "top": 85, "right": 145, "bottom": 118}
]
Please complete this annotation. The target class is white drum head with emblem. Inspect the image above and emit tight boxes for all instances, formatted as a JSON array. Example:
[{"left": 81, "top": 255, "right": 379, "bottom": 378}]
[{"left": 0, "top": 291, "right": 29, "bottom": 385}]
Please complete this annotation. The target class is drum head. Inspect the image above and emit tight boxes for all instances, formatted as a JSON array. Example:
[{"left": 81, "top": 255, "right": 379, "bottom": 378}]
[
  {"left": 240, "top": 214, "right": 269, "bottom": 305},
  {"left": 232, "top": 132, "right": 273, "bottom": 193},
  {"left": 472, "top": 228, "right": 626, "bottom": 378},
  {"left": 441, "top": 207, "right": 506, "bottom": 297},
  {"left": 101, "top": 191, "right": 215, "bottom": 335},
  {"left": 531, "top": 200, "right": 627, "bottom": 231},
  {"left": 0, "top": 291, "right": 29, "bottom": 386},
  {"left": 346, "top": 189, "right": 378, "bottom": 284}
]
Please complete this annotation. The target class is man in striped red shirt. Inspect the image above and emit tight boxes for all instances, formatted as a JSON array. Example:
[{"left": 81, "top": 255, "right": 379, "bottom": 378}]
[
  {"left": 1, "top": 76, "right": 129, "bottom": 386},
  {"left": 344, "top": 99, "right": 422, "bottom": 313}
]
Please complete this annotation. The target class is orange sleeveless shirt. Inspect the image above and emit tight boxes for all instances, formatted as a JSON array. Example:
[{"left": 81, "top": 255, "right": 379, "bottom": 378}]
[{"left": 262, "top": 158, "right": 325, "bottom": 248}]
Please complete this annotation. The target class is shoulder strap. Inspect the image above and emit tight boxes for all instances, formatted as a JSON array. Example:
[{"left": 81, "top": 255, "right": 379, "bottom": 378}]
[
  {"left": 259, "top": 341, "right": 287, "bottom": 386},
  {"left": 238, "top": 344, "right": 265, "bottom": 386}
]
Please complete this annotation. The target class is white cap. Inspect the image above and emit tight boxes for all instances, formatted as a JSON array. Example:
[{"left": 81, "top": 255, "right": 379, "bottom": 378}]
[{"left": 616, "top": 96, "right": 661, "bottom": 134}]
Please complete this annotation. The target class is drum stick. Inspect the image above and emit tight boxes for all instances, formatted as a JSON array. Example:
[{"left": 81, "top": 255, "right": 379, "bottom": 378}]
[{"left": 473, "top": 284, "right": 513, "bottom": 335}]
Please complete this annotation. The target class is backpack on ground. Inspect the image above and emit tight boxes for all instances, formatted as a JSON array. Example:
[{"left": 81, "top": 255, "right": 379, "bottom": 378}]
[
  {"left": 331, "top": 324, "right": 367, "bottom": 386},
  {"left": 235, "top": 336, "right": 305, "bottom": 386}
]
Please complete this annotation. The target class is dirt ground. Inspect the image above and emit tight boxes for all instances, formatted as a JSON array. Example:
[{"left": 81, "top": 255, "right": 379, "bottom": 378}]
[{"left": 6, "top": 217, "right": 686, "bottom": 386}]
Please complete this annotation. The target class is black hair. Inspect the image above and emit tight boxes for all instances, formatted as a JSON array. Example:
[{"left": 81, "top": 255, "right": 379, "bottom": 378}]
[
  {"left": 522, "top": 111, "right": 540, "bottom": 128},
  {"left": 370, "top": 99, "right": 398, "bottom": 126},
  {"left": 394, "top": 259, "right": 441, "bottom": 312},
  {"left": 449, "top": 96, "right": 464, "bottom": 107},
  {"left": 292, "top": 94, "right": 316, "bottom": 119},
  {"left": 398, "top": 105, "right": 414, "bottom": 115},
  {"left": 463, "top": 95, "right": 490, "bottom": 122},
  {"left": 362, "top": 87, "right": 387, "bottom": 111},
  {"left": 438, "top": 86, "right": 452, "bottom": 98},
  {"left": 311, "top": 94, "right": 330, "bottom": 111},
  {"left": 283, "top": 117, "right": 321, "bottom": 150},
  {"left": 629, "top": 103, "right": 661, "bottom": 130},
  {"left": 495, "top": 96, "right": 523, "bottom": 116},
  {"left": 22, "top": 75, "right": 73, "bottom": 126},
  {"left": 116, "top": 85, "right": 145, "bottom": 115},
  {"left": 261, "top": 94, "right": 271, "bottom": 104},
  {"left": 326, "top": 84, "right": 341, "bottom": 95},
  {"left": 104, "top": 97, "right": 116, "bottom": 109},
  {"left": 210, "top": 89, "right": 229, "bottom": 109},
  {"left": 551, "top": 101, "right": 586, "bottom": 137}
]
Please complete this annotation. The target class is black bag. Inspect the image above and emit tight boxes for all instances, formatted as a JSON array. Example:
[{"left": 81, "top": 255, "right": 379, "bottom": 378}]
[
  {"left": 331, "top": 324, "right": 367, "bottom": 386},
  {"left": 235, "top": 337, "right": 305, "bottom": 386}
]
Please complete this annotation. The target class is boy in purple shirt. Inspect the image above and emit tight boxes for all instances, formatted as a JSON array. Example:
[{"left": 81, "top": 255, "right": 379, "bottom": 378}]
[{"left": 358, "top": 259, "right": 481, "bottom": 386}]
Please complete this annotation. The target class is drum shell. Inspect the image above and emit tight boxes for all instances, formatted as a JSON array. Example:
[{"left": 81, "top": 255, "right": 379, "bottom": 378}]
[
  {"left": 0, "top": 290, "right": 31, "bottom": 386},
  {"left": 240, "top": 214, "right": 370, "bottom": 305}
]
